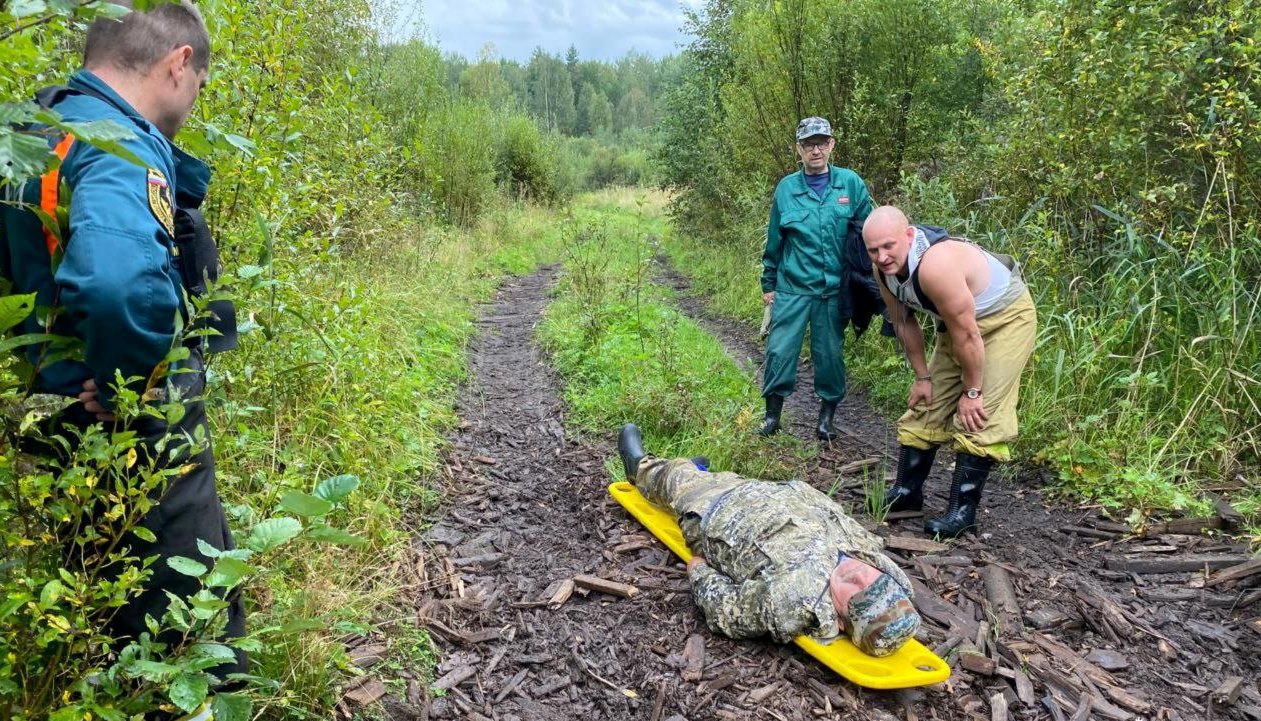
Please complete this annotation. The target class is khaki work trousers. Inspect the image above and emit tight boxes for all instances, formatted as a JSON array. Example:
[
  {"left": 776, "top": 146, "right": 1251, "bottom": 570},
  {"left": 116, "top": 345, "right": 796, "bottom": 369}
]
[{"left": 897, "top": 290, "right": 1037, "bottom": 462}]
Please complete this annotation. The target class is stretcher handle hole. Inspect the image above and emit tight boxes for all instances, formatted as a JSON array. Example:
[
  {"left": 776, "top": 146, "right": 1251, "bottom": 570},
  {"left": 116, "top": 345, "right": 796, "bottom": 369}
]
[{"left": 916, "top": 664, "right": 936, "bottom": 672}]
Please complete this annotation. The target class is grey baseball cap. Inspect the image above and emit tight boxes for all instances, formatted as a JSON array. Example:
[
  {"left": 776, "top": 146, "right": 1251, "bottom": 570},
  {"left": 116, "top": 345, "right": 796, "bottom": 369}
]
[{"left": 796, "top": 116, "right": 833, "bottom": 141}]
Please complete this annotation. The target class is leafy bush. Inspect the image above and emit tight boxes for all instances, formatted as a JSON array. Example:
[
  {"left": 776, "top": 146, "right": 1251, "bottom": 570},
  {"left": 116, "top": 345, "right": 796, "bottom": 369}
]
[{"left": 497, "top": 113, "right": 567, "bottom": 205}]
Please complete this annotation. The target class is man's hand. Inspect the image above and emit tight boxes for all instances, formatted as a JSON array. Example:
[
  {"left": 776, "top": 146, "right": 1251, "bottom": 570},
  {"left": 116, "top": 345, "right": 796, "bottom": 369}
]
[
  {"left": 78, "top": 379, "right": 117, "bottom": 422},
  {"left": 908, "top": 379, "right": 933, "bottom": 409},
  {"left": 686, "top": 555, "right": 707, "bottom": 572},
  {"left": 762, "top": 291, "right": 775, "bottom": 306},
  {"left": 957, "top": 393, "right": 988, "bottom": 432}
]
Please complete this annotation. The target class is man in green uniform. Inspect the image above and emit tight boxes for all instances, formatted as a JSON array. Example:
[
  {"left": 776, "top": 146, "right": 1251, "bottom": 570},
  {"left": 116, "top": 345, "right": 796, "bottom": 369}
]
[
  {"left": 0, "top": 0, "right": 245, "bottom": 683},
  {"left": 761, "top": 117, "right": 874, "bottom": 441},
  {"left": 617, "top": 425, "right": 920, "bottom": 656}
]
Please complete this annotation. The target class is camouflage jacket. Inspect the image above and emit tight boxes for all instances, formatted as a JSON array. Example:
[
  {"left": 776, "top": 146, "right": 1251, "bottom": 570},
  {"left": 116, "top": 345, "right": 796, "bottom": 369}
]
[{"left": 688, "top": 480, "right": 911, "bottom": 643}]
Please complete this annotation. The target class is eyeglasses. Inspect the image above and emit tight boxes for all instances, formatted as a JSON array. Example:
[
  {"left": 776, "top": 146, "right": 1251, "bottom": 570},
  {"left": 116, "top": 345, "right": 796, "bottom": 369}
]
[{"left": 799, "top": 141, "right": 831, "bottom": 152}]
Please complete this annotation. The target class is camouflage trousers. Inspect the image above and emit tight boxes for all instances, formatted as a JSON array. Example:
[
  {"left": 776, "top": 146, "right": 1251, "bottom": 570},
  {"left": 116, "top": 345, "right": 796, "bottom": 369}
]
[{"left": 636, "top": 457, "right": 746, "bottom": 545}]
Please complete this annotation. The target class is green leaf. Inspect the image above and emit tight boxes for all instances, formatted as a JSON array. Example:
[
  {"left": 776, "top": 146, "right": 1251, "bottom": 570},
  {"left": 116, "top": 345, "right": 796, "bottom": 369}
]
[
  {"left": 279, "top": 490, "right": 333, "bottom": 517},
  {"left": 195, "top": 538, "right": 223, "bottom": 559},
  {"left": 98, "top": 2, "right": 132, "bottom": 18},
  {"left": 127, "top": 659, "right": 179, "bottom": 683},
  {"left": 0, "top": 103, "right": 38, "bottom": 126},
  {"left": 168, "top": 672, "right": 209, "bottom": 713},
  {"left": 315, "top": 474, "right": 360, "bottom": 503},
  {"left": 0, "top": 294, "right": 36, "bottom": 334},
  {"left": 0, "top": 129, "right": 51, "bottom": 183},
  {"left": 166, "top": 556, "right": 208, "bottom": 577},
  {"left": 246, "top": 517, "right": 302, "bottom": 553},
  {"left": 10, "top": 0, "right": 48, "bottom": 19},
  {"left": 305, "top": 524, "right": 367, "bottom": 547},
  {"left": 132, "top": 526, "right": 157, "bottom": 543},
  {"left": 204, "top": 556, "right": 255, "bottom": 588},
  {"left": 236, "top": 265, "right": 265, "bottom": 279},
  {"left": 39, "top": 579, "right": 65, "bottom": 608},
  {"left": 212, "top": 693, "right": 253, "bottom": 721},
  {"left": 30, "top": 114, "right": 147, "bottom": 169},
  {"left": 191, "top": 642, "right": 238, "bottom": 661}
]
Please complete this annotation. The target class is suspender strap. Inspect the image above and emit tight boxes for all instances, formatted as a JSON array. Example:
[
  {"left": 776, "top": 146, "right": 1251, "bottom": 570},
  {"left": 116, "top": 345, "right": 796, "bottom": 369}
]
[{"left": 40, "top": 134, "right": 76, "bottom": 257}]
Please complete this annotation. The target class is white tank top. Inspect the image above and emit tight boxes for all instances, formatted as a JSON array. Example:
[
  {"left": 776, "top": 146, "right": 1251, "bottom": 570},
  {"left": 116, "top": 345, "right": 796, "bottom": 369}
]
[{"left": 882, "top": 227, "right": 1019, "bottom": 320}]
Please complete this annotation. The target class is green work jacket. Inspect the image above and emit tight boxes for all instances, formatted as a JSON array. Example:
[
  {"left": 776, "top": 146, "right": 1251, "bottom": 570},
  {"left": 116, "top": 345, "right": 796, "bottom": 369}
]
[{"left": 761, "top": 165, "right": 873, "bottom": 299}]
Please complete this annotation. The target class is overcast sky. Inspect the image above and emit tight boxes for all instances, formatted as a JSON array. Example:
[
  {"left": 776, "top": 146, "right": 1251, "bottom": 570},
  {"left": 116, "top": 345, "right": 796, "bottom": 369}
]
[{"left": 380, "top": 0, "right": 701, "bottom": 61}]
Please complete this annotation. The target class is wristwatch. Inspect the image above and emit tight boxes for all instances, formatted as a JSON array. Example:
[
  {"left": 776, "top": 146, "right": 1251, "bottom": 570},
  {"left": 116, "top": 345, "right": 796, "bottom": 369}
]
[{"left": 964, "top": 387, "right": 982, "bottom": 399}]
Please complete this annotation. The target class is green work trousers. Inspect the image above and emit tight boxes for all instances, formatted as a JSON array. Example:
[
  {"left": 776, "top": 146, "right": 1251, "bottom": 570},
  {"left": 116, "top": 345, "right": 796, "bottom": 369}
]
[{"left": 762, "top": 291, "right": 847, "bottom": 403}]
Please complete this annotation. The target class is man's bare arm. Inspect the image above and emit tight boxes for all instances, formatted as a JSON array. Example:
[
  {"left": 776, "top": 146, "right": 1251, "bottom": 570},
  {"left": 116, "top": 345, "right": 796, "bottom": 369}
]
[
  {"left": 917, "top": 246, "right": 990, "bottom": 431},
  {"left": 874, "top": 265, "right": 929, "bottom": 378},
  {"left": 917, "top": 248, "right": 983, "bottom": 388}
]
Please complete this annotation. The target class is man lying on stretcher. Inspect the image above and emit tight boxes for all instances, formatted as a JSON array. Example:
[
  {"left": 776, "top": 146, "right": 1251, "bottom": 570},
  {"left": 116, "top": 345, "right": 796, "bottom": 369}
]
[{"left": 618, "top": 424, "right": 922, "bottom": 657}]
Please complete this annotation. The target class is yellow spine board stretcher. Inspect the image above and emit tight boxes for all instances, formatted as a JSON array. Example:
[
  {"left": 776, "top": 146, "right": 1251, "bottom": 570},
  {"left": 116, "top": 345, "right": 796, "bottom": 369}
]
[{"left": 609, "top": 481, "right": 951, "bottom": 690}]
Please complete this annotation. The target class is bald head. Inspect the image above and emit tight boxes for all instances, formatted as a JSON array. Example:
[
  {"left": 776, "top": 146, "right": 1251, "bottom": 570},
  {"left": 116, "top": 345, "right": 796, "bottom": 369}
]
[
  {"left": 863, "top": 205, "right": 916, "bottom": 275},
  {"left": 863, "top": 206, "right": 910, "bottom": 243}
]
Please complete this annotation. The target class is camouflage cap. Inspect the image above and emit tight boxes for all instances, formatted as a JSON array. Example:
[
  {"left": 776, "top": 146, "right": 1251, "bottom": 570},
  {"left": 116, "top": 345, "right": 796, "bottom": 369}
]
[
  {"left": 845, "top": 573, "right": 920, "bottom": 657},
  {"left": 795, "top": 116, "right": 832, "bottom": 141}
]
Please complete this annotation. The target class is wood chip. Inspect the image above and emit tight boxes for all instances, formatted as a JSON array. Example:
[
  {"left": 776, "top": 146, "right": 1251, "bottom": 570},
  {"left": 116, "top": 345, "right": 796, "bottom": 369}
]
[
  {"left": 918, "top": 554, "right": 973, "bottom": 567},
  {"left": 838, "top": 456, "right": 883, "bottom": 474},
  {"left": 1103, "top": 553, "right": 1250, "bottom": 574},
  {"left": 991, "top": 691, "right": 1010, "bottom": 721},
  {"left": 1212, "top": 497, "right": 1244, "bottom": 529},
  {"left": 494, "top": 668, "right": 529, "bottom": 704},
  {"left": 1105, "top": 686, "right": 1152, "bottom": 714},
  {"left": 343, "top": 677, "right": 388, "bottom": 706},
  {"left": 1014, "top": 666, "right": 1036, "bottom": 707},
  {"left": 572, "top": 574, "right": 639, "bottom": 598},
  {"left": 747, "top": 682, "right": 780, "bottom": 704},
  {"left": 1213, "top": 677, "right": 1245, "bottom": 706},
  {"left": 547, "top": 578, "right": 576, "bottom": 607},
  {"left": 681, "top": 634, "right": 705, "bottom": 682},
  {"left": 1141, "top": 517, "right": 1223, "bottom": 536},
  {"left": 472, "top": 455, "right": 497, "bottom": 465},
  {"left": 1204, "top": 558, "right": 1261, "bottom": 587},
  {"left": 885, "top": 536, "right": 950, "bottom": 553},
  {"left": 350, "top": 643, "right": 387, "bottom": 668},
  {"left": 959, "top": 652, "right": 996, "bottom": 676},
  {"left": 1058, "top": 526, "right": 1120, "bottom": 540},
  {"left": 910, "top": 578, "right": 979, "bottom": 639},
  {"left": 981, "top": 564, "right": 1021, "bottom": 633},
  {"left": 432, "top": 665, "right": 476, "bottom": 691},
  {"left": 1027, "top": 632, "right": 1117, "bottom": 687}
]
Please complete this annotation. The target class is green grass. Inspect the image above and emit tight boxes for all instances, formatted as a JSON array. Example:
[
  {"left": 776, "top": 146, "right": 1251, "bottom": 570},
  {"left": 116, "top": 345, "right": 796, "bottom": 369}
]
[{"left": 539, "top": 191, "right": 808, "bottom": 480}]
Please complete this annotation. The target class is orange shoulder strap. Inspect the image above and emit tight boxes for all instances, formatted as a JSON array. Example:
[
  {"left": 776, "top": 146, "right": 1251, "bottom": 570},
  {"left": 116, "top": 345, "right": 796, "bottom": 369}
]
[{"left": 39, "top": 134, "right": 76, "bottom": 256}]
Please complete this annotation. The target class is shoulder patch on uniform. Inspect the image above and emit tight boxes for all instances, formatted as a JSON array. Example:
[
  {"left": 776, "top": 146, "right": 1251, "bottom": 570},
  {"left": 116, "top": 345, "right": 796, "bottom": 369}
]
[
  {"left": 147, "top": 167, "right": 175, "bottom": 237},
  {"left": 838, "top": 195, "right": 850, "bottom": 205}
]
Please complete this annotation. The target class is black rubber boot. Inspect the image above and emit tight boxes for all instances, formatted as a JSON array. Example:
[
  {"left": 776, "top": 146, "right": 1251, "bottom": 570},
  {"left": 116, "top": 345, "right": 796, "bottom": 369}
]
[
  {"left": 925, "top": 453, "right": 994, "bottom": 538},
  {"left": 759, "top": 395, "right": 784, "bottom": 436},
  {"left": 618, "top": 423, "right": 646, "bottom": 481},
  {"left": 882, "top": 444, "right": 938, "bottom": 513},
  {"left": 816, "top": 400, "right": 839, "bottom": 441}
]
